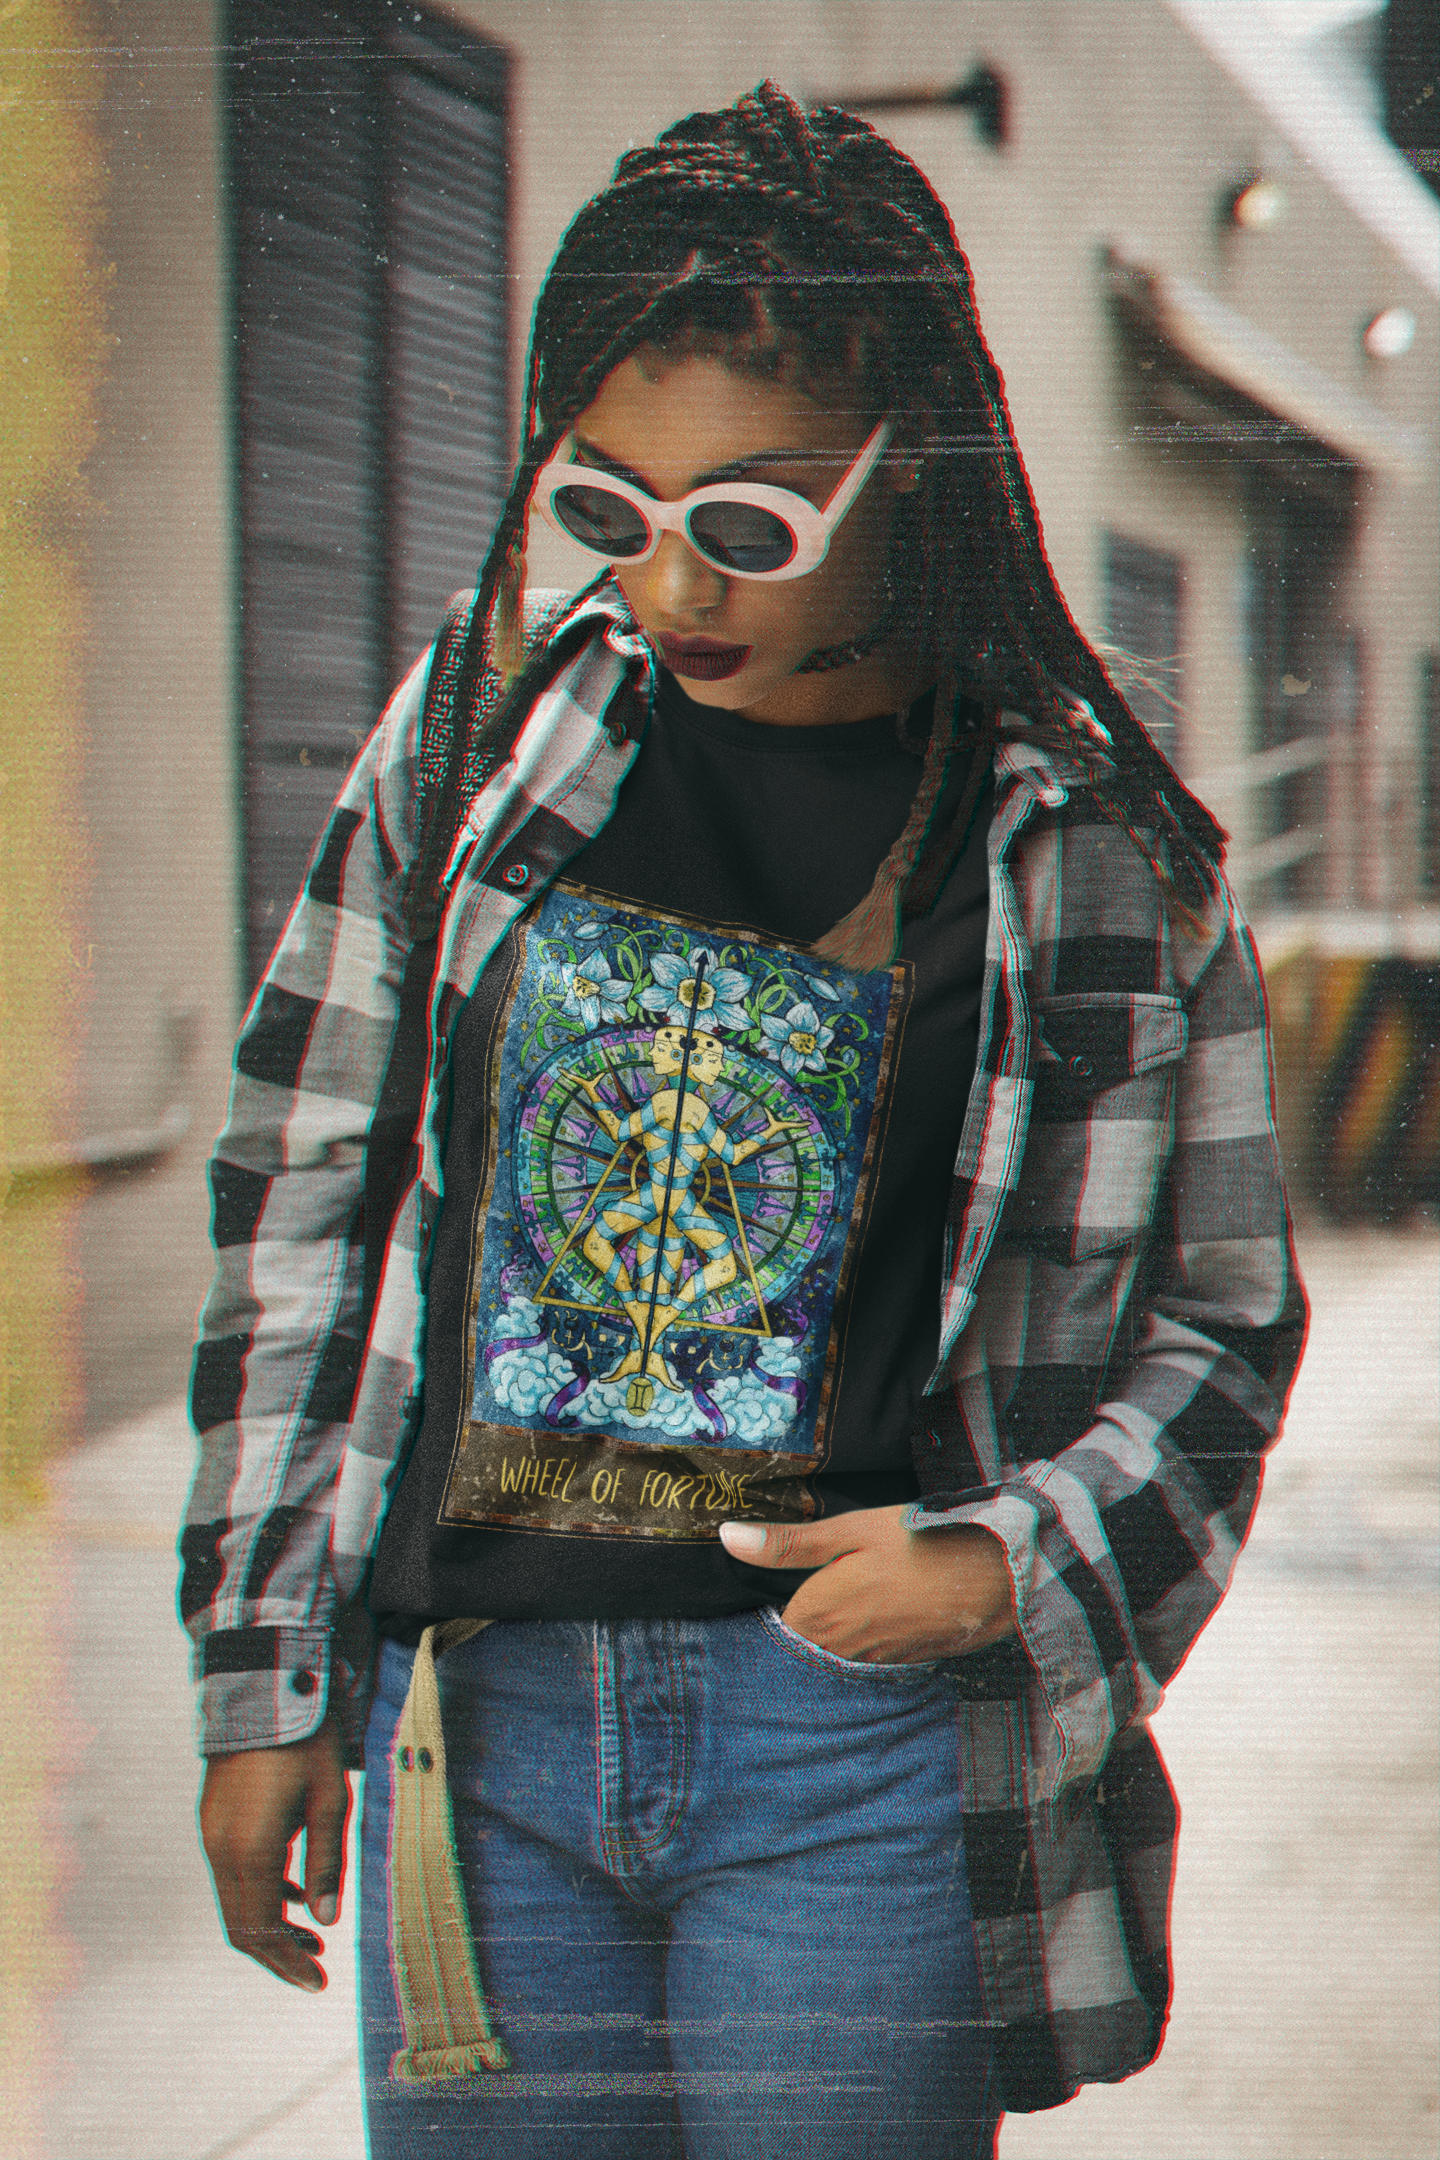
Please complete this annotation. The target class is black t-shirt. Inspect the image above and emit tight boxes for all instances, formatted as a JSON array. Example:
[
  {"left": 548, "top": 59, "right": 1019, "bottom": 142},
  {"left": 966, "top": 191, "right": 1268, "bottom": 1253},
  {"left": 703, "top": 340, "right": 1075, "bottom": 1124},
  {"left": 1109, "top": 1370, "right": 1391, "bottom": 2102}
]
[{"left": 370, "top": 671, "right": 990, "bottom": 1633}]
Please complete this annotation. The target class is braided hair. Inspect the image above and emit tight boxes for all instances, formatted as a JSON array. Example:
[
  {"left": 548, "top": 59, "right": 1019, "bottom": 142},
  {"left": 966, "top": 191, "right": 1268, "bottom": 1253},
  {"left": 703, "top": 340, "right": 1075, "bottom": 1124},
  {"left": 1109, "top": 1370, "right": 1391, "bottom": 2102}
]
[{"left": 404, "top": 81, "right": 1224, "bottom": 954}]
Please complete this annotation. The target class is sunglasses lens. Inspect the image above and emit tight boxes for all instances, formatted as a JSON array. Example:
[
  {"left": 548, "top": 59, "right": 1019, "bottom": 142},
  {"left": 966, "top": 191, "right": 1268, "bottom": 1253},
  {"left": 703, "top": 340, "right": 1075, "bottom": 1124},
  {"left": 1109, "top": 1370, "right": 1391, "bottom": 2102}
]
[
  {"left": 550, "top": 483, "right": 651, "bottom": 558},
  {"left": 687, "top": 501, "right": 797, "bottom": 574}
]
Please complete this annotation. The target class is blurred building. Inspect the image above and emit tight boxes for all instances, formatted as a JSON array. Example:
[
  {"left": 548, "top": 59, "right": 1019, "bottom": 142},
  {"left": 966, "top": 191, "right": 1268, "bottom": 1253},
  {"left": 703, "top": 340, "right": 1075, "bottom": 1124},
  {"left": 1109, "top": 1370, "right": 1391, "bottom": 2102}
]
[{"left": 7, "top": 0, "right": 1435, "bottom": 1451}]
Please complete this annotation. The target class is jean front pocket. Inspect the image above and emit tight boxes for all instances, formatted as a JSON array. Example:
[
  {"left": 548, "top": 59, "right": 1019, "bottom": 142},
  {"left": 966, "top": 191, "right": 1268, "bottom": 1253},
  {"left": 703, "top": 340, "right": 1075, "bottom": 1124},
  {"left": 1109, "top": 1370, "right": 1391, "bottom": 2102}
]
[{"left": 757, "top": 1606, "right": 949, "bottom": 1681}]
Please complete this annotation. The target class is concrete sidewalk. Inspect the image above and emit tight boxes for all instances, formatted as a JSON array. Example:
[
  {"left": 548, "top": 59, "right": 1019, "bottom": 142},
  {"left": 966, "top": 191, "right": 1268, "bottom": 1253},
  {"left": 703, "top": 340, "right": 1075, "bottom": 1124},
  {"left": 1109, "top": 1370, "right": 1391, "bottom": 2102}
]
[
  {"left": 16, "top": 1225, "right": 1439, "bottom": 2160},
  {"left": 1001, "top": 1226, "right": 1439, "bottom": 2160}
]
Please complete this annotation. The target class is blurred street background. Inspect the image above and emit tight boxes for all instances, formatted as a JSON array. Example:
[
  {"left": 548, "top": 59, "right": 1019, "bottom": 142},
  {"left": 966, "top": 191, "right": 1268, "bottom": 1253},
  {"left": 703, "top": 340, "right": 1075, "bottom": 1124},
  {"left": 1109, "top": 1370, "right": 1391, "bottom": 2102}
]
[{"left": 1, "top": 1, "right": 1436, "bottom": 2155}]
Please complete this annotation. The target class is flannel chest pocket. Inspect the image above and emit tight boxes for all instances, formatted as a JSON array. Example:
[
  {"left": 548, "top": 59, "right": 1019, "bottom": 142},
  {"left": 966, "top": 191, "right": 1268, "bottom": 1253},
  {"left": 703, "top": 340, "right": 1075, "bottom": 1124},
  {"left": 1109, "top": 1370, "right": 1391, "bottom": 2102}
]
[
  {"left": 1031, "top": 991, "right": 1187, "bottom": 1110},
  {"left": 1006, "top": 992, "right": 1189, "bottom": 1262}
]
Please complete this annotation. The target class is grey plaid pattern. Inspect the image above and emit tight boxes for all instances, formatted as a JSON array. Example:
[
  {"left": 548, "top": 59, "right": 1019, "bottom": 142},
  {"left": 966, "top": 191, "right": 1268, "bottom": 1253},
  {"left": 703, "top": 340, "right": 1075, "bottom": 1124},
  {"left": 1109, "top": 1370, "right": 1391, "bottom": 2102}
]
[
  {"left": 900, "top": 769, "right": 1305, "bottom": 2102},
  {"left": 182, "top": 591, "right": 1304, "bottom": 2111}
]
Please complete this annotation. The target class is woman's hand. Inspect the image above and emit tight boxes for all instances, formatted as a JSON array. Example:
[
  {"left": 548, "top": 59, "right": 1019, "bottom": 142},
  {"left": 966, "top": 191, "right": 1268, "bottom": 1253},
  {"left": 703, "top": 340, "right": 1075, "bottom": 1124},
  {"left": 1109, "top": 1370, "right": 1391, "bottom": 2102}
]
[
  {"left": 199, "top": 1715, "right": 351, "bottom": 1991},
  {"left": 720, "top": 1504, "right": 1017, "bottom": 1664}
]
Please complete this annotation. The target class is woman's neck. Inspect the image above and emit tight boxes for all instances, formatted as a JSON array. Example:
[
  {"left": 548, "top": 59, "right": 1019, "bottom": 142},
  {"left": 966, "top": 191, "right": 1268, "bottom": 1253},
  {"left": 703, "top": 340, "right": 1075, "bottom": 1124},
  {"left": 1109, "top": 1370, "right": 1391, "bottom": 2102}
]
[{"left": 727, "top": 637, "right": 939, "bottom": 729}]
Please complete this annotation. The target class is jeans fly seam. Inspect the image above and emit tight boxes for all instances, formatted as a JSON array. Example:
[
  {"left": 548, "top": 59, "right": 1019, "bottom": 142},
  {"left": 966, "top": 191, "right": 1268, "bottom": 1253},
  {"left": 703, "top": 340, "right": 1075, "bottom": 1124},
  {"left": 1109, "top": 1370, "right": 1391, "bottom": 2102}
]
[
  {"left": 593, "top": 1622, "right": 692, "bottom": 1879},
  {"left": 618, "top": 1621, "right": 690, "bottom": 1861},
  {"left": 593, "top": 1620, "right": 630, "bottom": 1882}
]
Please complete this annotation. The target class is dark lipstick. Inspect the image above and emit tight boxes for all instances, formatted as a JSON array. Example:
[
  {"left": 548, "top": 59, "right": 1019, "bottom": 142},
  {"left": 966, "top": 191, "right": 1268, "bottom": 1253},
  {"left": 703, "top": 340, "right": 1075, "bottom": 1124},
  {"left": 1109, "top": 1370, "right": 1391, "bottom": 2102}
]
[{"left": 658, "top": 636, "right": 752, "bottom": 683}]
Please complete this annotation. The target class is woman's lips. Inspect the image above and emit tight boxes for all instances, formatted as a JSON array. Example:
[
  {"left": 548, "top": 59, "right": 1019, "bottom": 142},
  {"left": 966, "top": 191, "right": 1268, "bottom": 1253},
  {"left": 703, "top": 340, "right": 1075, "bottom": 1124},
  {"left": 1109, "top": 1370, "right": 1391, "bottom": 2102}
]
[{"left": 658, "top": 636, "right": 752, "bottom": 683}]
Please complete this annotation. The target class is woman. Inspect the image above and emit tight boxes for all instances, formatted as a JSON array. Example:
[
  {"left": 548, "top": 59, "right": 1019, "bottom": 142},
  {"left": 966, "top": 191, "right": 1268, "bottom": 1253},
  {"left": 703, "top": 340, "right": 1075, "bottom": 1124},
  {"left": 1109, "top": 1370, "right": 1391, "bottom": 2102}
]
[{"left": 185, "top": 84, "right": 1305, "bottom": 2160}]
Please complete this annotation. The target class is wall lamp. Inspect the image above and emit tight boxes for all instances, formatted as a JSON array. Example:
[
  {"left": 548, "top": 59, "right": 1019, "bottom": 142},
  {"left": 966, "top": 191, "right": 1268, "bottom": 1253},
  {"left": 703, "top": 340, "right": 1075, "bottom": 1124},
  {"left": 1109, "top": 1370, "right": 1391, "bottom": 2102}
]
[
  {"left": 1225, "top": 176, "right": 1287, "bottom": 230},
  {"left": 1363, "top": 307, "right": 1416, "bottom": 359},
  {"left": 816, "top": 65, "right": 1008, "bottom": 148}
]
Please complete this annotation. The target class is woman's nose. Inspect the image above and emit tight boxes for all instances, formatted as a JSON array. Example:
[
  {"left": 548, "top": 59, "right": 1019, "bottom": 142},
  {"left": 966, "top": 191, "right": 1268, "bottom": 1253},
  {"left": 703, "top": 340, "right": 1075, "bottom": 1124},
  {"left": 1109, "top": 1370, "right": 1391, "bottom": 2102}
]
[{"left": 643, "top": 530, "right": 727, "bottom": 619}]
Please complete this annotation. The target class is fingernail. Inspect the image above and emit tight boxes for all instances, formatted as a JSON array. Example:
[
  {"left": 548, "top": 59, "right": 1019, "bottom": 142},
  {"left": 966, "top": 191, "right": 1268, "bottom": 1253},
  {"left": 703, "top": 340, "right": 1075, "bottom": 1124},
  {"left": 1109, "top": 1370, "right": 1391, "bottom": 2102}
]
[
  {"left": 312, "top": 1894, "right": 338, "bottom": 1926},
  {"left": 300, "top": 1972, "right": 324, "bottom": 1993},
  {"left": 720, "top": 1521, "right": 766, "bottom": 1555}
]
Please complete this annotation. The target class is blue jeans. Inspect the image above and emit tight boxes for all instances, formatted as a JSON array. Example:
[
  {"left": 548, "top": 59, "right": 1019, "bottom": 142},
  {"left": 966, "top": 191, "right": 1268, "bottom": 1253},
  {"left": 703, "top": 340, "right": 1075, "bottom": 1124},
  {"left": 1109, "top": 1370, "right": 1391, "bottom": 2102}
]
[{"left": 360, "top": 1612, "right": 1000, "bottom": 2160}]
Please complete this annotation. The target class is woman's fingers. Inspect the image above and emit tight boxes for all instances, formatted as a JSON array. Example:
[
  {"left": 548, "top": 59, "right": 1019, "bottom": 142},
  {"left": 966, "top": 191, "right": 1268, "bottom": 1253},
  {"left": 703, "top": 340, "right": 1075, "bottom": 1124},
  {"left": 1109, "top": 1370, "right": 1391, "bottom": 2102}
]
[
  {"left": 199, "top": 1719, "right": 350, "bottom": 1991},
  {"left": 303, "top": 1753, "right": 351, "bottom": 1928},
  {"left": 719, "top": 1515, "right": 864, "bottom": 1570},
  {"left": 208, "top": 1822, "right": 327, "bottom": 1991},
  {"left": 722, "top": 1507, "right": 1018, "bottom": 1662}
]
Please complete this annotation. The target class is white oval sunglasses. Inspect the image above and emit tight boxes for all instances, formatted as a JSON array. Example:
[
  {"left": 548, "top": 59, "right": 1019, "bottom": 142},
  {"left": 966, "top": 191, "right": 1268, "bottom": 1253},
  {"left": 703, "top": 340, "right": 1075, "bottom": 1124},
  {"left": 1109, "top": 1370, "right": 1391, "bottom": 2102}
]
[{"left": 532, "top": 417, "right": 895, "bottom": 582}]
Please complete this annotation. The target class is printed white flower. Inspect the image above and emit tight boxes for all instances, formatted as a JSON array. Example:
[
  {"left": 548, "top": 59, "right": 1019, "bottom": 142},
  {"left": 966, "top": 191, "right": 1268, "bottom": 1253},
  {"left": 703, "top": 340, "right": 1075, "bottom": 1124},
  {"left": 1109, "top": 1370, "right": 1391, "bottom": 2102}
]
[
  {"left": 640, "top": 947, "right": 752, "bottom": 1035},
  {"left": 760, "top": 1000, "right": 833, "bottom": 1077},
  {"left": 560, "top": 954, "right": 629, "bottom": 1030}
]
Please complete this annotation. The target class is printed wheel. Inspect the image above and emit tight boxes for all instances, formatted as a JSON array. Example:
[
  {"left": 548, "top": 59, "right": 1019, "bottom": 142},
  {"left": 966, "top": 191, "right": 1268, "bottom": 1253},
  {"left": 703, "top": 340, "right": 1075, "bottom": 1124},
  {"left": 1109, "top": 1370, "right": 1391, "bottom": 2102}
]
[{"left": 513, "top": 1026, "right": 837, "bottom": 1332}]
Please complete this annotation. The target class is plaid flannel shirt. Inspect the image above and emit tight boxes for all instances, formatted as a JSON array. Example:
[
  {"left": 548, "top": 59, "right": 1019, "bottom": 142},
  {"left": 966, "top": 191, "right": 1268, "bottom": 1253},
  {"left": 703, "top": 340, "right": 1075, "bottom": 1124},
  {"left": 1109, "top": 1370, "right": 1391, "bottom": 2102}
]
[{"left": 183, "top": 587, "right": 1305, "bottom": 2112}]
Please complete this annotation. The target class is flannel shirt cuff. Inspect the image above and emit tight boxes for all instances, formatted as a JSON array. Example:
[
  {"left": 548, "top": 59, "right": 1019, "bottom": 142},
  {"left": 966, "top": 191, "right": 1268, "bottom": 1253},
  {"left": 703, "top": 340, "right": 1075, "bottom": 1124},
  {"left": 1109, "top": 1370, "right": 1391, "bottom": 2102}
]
[
  {"left": 193, "top": 1625, "right": 334, "bottom": 1755},
  {"left": 905, "top": 1487, "right": 1041, "bottom": 1625},
  {"left": 905, "top": 1486, "right": 1111, "bottom": 1788}
]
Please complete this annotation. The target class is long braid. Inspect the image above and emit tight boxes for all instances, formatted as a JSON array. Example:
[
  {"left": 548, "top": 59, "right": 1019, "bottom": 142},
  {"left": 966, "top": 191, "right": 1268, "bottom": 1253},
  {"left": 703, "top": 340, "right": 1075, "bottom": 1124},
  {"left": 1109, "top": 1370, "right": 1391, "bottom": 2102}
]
[
  {"left": 401, "top": 284, "right": 718, "bottom": 930},
  {"left": 810, "top": 673, "right": 974, "bottom": 972},
  {"left": 407, "top": 81, "right": 1225, "bottom": 948},
  {"left": 400, "top": 428, "right": 558, "bottom": 936}
]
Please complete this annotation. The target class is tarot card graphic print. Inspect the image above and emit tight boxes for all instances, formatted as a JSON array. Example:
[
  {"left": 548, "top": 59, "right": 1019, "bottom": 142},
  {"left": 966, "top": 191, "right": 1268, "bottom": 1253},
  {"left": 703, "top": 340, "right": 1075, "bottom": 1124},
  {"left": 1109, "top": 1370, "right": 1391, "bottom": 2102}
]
[{"left": 440, "top": 884, "right": 910, "bottom": 1538}]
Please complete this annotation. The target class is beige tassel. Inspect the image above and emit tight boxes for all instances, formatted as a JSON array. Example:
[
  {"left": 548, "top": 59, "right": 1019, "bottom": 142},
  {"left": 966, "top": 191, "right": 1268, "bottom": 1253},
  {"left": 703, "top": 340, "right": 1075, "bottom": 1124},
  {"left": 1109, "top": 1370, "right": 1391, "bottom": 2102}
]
[
  {"left": 810, "top": 860, "right": 908, "bottom": 974},
  {"left": 491, "top": 524, "right": 529, "bottom": 689},
  {"left": 388, "top": 1619, "right": 510, "bottom": 2081},
  {"left": 811, "top": 672, "right": 959, "bottom": 974}
]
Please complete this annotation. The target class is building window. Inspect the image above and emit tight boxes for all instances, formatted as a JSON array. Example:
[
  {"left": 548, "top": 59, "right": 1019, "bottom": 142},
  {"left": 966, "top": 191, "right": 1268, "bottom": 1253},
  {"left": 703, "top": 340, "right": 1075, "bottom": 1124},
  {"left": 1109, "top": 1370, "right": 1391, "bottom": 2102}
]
[
  {"left": 225, "top": 0, "right": 510, "bottom": 985},
  {"left": 1243, "top": 470, "right": 1355, "bottom": 906},
  {"left": 1327, "top": 627, "right": 1365, "bottom": 909},
  {"left": 1102, "top": 533, "right": 1183, "bottom": 755},
  {"left": 1421, "top": 652, "right": 1440, "bottom": 898}
]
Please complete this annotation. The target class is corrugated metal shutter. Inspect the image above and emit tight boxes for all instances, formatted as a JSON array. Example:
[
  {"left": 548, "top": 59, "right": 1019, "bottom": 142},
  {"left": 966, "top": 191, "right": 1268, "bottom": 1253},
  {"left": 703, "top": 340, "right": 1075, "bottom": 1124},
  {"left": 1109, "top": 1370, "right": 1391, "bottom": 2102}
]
[
  {"left": 225, "top": 1, "right": 509, "bottom": 985},
  {"left": 384, "top": 46, "right": 509, "bottom": 678}
]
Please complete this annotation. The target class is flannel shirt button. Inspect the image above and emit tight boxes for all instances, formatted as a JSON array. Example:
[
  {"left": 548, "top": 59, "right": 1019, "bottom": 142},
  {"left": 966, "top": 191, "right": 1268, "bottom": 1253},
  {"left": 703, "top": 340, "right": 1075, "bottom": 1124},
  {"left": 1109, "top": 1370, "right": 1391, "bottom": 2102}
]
[
  {"left": 604, "top": 716, "right": 629, "bottom": 747},
  {"left": 503, "top": 861, "right": 530, "bottom": 889},
  {"left": 417, "top": 1748, "right": 434, "bottom": 1772},
  {"left": 291, "top": 1669, "right": 317, "bottom": 1696},
  {"left": 1067, "top": 1053, "right": 1095, "bottom": 1079}
]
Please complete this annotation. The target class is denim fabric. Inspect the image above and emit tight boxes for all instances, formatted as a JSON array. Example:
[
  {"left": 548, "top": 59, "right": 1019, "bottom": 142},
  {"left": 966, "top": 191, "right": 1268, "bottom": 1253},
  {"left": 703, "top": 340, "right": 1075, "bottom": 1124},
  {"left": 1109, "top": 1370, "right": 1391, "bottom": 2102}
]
[{"left": 360, "top": 1614, "right": 999, "bottom": 2160}]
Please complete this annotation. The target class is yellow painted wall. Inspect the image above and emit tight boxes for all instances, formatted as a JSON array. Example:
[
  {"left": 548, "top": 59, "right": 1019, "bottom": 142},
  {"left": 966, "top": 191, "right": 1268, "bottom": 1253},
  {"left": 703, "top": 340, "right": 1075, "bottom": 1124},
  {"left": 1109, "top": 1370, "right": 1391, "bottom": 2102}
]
[
  {"left": 0, "top": 2, "right": 109, "bottom": 2136},
  {"left": 0, "top": 0, "right": 108, "bottom": 1497}
]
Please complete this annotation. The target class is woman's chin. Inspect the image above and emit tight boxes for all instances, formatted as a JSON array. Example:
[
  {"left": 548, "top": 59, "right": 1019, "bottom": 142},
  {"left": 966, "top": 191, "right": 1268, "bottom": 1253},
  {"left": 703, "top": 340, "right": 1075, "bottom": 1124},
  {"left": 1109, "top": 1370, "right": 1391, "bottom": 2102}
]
[{"left": 659, "top": 648, "right": 794, "bottom": 709}]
